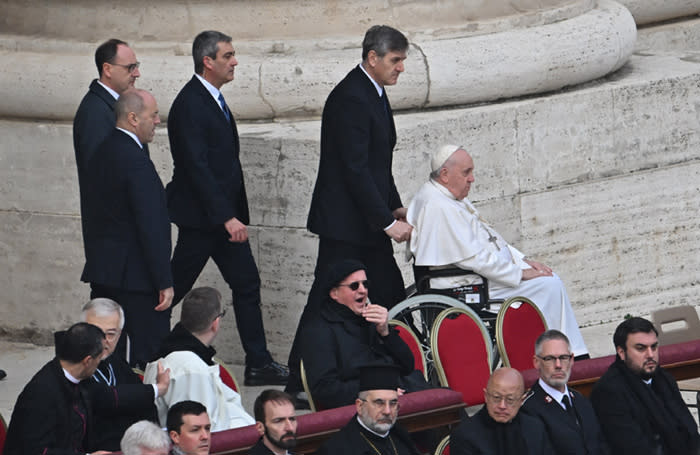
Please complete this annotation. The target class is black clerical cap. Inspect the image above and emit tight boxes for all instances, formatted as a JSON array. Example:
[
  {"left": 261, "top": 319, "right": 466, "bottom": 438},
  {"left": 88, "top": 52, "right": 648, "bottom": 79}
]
[
  {"left": 323, "top": 259, "right": 367, "bottom": 293},
  {"left": 359, "top": 363, "right": 401, "bottom": 392}
]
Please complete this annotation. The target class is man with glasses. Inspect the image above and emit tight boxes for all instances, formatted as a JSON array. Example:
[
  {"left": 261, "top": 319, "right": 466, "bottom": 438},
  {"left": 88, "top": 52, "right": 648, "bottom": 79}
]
[
  {"left": 522, "top": 330, "right": 609, "bottom": 454},
  {"left": 81, "top": 298, "right": 171, "bottom": 451},
  {"left": 317, "top": 364, "right": 420, "bottom": 455},
  {"left": 451, "top": 367, "right": 554, "bottom": 455},
  {"left": 144, "top": 287, "right": 254, "bottom": 431},
  {"left": 301, "top": 260, "right": 430, "bottom": 409}
]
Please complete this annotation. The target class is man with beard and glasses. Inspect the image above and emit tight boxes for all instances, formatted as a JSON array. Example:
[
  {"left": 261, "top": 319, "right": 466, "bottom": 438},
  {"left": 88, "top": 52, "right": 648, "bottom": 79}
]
[
  {"left": 316, "top": 364, "right": 420, "bottom": 455},
  {"left": 250, "top": 390, "right": 298, "bottom": 455},
  {"left": 521, "top": 330, "right": 609, "bottom": 455},
  {"left": 591, "top": 317, "right": 700, "bottom": 455},
  {"left": 451, "top": 368, "right": 554, "bottom": 455},
  {"left": 167, "top": 401, "right": 212, "bottom": 455}
]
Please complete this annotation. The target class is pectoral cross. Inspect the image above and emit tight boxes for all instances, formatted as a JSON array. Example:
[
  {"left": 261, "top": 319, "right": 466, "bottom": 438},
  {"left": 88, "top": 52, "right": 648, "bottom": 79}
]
[{"left": 487, "top": 233, "right": 501, "bottom": 251}]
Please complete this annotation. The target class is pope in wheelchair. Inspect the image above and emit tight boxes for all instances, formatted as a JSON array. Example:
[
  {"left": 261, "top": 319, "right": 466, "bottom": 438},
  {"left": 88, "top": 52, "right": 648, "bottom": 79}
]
[{"left": 406, "top": 144, "right": 588, "bottom": 357}]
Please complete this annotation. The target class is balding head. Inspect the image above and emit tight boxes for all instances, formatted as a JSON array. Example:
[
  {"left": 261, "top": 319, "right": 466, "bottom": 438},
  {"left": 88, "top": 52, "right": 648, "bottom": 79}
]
[
  {"left": 484, "top": 368, "right": 525, "bottom": 423},
  {"left": 115, "top": 89, "right": 160, "bottom": 144}
]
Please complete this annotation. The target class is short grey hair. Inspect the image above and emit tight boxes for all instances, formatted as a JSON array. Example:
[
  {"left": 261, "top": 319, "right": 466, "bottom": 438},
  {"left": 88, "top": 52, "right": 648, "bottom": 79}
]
[
  {"left": 120, "top": 420, "right": 171, "bottom": 455},
  {"left": 193, "top": 30, "right": 232, "bottom": 74},
  {"left": 114, "top": 89, "right": 146, "bottom": 122},
  {"left": 534, "top": 330, "right": 571, "bottom": 356},
  {"left": 81, "top": 298, "right": 125, "bottom": 330}
]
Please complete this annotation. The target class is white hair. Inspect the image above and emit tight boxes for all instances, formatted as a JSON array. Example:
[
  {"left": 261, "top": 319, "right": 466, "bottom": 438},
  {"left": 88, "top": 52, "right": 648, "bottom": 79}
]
[
  {"left": 81, "top": 298, "right": 125, "bottom": 329},
  {"left": 121, "top": 420, "right": 171, "bottom": 455}
]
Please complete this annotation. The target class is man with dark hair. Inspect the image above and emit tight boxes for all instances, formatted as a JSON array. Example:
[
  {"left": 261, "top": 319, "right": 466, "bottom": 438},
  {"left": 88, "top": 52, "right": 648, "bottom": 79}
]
[
  {"left": 166, "top": 30, "right": 287, "bottom": 387},
  {"left": 250, "top": 390, "right": 298, "bottom": 455},
  {"left": 5, "top": 322, "right": 111, "bottom": 455},
  {"left": 83, "top": 89, "right": 174, "bottom": 368},
  {"left": 590, "top": 317, "right": 700, "bottom": 455},
  {"left": 167, "top": 401, "right": 212, "bottom": 455},
  {"left": 451, "top": 368, "right": 554, "bottom": 455},
  {"left": 521, "top": 330, "right": 608, "bottom": 455},
  {"left": 301, "top": 259, "right": 429, "bottom": 409},
  {"left": 317, "top": 364, "right": 420, "bottom": 455},
  {"left": 144, "top": 287, "right": 254, "bottom": 431}
]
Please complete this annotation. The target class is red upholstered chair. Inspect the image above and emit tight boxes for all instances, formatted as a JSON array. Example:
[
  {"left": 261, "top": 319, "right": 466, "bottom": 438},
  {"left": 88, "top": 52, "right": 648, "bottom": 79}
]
[
  {"left": 390, "top": 319, "right": 428, "bottom": 380},
  {"left": 1, "top": 411, "right": 7, "bottom": 455},
  {"left": 496, "top": 296, "right": 547, "bottom": 371},
  {"left": 213, "top": 357, "right": 241, "bottom": 395},
  {"left": 431, "top": 307, "right": 493, "bottom": 406},
  {"left": 434, "top": 435, "right": 450, "bottom": 455}
]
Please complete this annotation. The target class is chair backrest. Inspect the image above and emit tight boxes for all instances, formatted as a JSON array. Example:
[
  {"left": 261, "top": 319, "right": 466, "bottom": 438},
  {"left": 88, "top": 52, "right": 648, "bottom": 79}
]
[
  {"left": 0, "top": 411, "right": 7, "bottom": 455},
  {"left": 434, "top": 435, "right": 450, "bottom": 455},
  {"left": 496, "top": 296, "right": 547, "bottom": 371},
  {"left": 389, "top": 319, "right": 428, "bottom": 380},
  {"left": 430, "top": 307, "right": 493, "bottom": 406},
  {"left": 213, "top": 357, "right": 240, "bottom": 395},
  {"left": 651, "top": 306, "right": 700, "bottom": 346},
  {"left": 299, "top": 359, "right": 318, "bottom": 412}
]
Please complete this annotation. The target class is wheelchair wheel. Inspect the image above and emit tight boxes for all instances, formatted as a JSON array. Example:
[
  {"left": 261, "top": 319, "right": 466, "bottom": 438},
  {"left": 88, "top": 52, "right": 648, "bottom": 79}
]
[{"left": 389, "top": 294, "right": 470, "bottom": 384}]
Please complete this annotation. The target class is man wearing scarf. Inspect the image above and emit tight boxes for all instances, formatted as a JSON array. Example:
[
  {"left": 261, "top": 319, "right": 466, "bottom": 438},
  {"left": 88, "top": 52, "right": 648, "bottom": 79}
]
[
  {"left": 316, "top": 364, "right": 420, "bottom": 455},
  {"left": 451, "top": 368, "right": 554, "bottom": 455},
  {"left": 590, "top": 317, "right": 700, "bottom": 455}
]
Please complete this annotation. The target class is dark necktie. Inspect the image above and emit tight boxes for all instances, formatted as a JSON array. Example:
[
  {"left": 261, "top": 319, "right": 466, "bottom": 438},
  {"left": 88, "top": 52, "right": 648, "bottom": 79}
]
[
  {"left": 218, "top": 93, "right": 231, "bottom": 122},
  {"left": 562, "top": 394, "right": 579, "bottom": 425}
]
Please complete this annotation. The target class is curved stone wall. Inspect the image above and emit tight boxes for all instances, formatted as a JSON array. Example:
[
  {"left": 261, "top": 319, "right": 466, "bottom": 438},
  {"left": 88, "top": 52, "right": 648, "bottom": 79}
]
[{"left": 618, "top": 0, "right": 700, "bottom": 25}]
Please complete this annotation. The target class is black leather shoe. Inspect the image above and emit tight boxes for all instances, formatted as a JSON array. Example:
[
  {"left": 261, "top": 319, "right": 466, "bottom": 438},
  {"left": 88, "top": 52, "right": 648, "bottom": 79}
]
[
  {"left": 0, "top": 369, "right": 6, "bottom": 380},
  {"left": 244, "top": 361, "right": 289, "bottom": 386}
]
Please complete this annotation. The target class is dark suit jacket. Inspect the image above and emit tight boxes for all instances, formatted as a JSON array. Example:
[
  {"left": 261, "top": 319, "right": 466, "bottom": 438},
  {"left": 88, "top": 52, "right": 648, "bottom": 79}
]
[
  {"left": 307, "top": 65, "right": 403, "bottom": 246},
  {"left": 5, "top": 358, "right": 97, "bottom": 455},
  {"left": 451, "top": 407, "right": 555, "bottom": 455},
  {"left": 316, "top": 415, "right": 419, "bottom": 455},
  {"left": 166, "top": 75, "right": 249, "bottom": 229},
  {"left": 521, "top": 381, "right": 609, "bottom": 455},
  {"left": 81, "top": 129, "right": 172, "bottom": 292}
]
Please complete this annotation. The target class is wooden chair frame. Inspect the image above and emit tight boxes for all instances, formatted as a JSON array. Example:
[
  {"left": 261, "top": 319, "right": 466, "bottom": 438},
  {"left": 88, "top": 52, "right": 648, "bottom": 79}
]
[
  {"left": 434, "top": 434, "right": 450, "bottom": 455},
  {"left": 300, "top": 359, "right": 317, "bottom": 412}
]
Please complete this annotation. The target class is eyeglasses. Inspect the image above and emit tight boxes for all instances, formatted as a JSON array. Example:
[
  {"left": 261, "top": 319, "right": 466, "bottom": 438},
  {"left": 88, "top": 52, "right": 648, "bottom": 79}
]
[
  {"left": 484, "top": 391, "right": 523, "bottom": 407},
  {"left": 536, "top": 354, "right": 574, "bottom": 364},
  {"left": 216, "top": 309, "right": 227, "bottom": 319},
  {"left": 360, "top": 398, "right": 399, "bottom": 409},
  {"left": 111, "top": 61, "right": 140, "bottom": 73},
  {"left": 337, "top": 280, "right": 370, "bottom": 291}
]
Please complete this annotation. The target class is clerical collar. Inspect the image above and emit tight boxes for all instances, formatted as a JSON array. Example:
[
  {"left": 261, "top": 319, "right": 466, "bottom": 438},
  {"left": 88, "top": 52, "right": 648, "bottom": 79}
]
[
  {"left": 62, "top": 368, "right": 80, "bottom": 384},
  {"left": 117, "top": 127, "right": 143, "bottom": 149},
  {"left": 356, "top": 415, "right": 390, "bottom": 438},
  {"left": 429, "top": 179, "right": 458, "bottom": 201},
  {"left": 358, "top": 64, "right": 384, "bottom": 97},
  {"left": 97, "top": 80, "right": 120, "bottom": 100},
  {"left": 643, "top": 377, "right": 653, "bottom": 386},
  {"left": 538, "top": 378, "right": 570, "bottom": 409}
]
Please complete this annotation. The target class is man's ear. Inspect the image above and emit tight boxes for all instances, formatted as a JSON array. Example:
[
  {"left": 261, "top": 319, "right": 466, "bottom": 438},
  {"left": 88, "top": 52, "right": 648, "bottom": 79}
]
[
  {"left": 329, "top": 287, "right": 338, "bottom": 301},
  {"left": 169, "top": 430, "right": 180, "bottom": 445},
  {"left": 255, "top": 421, "right": 265, "bottom": 437},
  {"left": 616, "top": 346, "right": 626, "bottom": 360}
]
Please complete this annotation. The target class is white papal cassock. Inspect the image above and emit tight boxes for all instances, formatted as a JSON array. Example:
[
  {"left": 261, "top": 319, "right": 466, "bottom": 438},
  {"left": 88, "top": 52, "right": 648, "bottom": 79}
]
[{"left": 407, "top": 180, "right": 588, "bottom": 356}]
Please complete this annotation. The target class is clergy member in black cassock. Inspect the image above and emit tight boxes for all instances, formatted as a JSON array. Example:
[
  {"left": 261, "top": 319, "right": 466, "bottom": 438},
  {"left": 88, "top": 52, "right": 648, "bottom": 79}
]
[{"left": 316, "top": 364, "right": 420, "bottom": 455}]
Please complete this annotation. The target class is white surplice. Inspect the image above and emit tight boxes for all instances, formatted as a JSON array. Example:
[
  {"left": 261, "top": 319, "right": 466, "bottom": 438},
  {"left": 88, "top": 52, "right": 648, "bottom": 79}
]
[{"left": 407, "top": 180, "right": 588, "bottom": 355}]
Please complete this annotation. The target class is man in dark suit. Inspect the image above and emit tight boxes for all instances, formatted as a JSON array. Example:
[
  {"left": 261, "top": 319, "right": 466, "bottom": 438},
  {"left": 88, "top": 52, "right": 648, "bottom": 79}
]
[
  {"left": 83, "top": 89, "right": 174, "bottom": 369},
  {"left": 590, "top": 317, "right": 700, "bottom": 455},
  {"left": 250, "top": 390, "right": 298, "bottom": 455},
  {"left": 451, "top": 368, "right": 555, "bottom": 455},
  {"left": 521, "top": 330, "right": 609, "bottom": 455},
  {"left": 81, "top": 298, "right": 171, "bottom": 451},
  {"left": 166, "top": 30, "right": 287, "bottom": 386},
  {"left": 288, "top": 24, "right": 413, "bottom": 398}
]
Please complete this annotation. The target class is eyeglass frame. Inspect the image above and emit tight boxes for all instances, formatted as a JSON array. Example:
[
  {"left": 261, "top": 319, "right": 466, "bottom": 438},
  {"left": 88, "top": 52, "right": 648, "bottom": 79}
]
[
  {"left": 337, "top": 280, "right": 370, "bottom": 291},
  {"left": 484, "top": 390, "right": 526, "bottom": 407},
  {"left": 536, "top": 354, "right": 574, "bottom": 364},
  {"left": 110, "top": 61, "right": 141, "bottom": 73}
]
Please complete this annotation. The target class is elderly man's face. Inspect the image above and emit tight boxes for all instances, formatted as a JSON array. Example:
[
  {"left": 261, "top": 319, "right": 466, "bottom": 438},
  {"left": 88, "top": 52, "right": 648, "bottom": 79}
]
[
  {"left": 170, "top": 413, "right": 211, "bottom": 455},
  {"left": 440, "top": 149, "right": 475, "bottom": 201},
  {"left": 357, "top": 389, "right": 399, "bottom": 433},
  {"left": 618, "top": 331, "right": 659, "bottom": 379},
  {"left": 329, "top": 269, "right": 369, "bottom": 315},
  {"left": 84, "top": 310, "right": 122, "bottom": 359},
  {"left": 534, "top": 339, "right": 573, "bottom": 392},
  {"left": 484, "top": 373, "right": 524, "bottom": 423}
]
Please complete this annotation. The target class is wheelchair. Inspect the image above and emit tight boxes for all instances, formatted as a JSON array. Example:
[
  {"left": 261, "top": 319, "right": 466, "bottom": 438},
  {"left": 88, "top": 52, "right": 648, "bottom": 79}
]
[{"left": 388, "top": 265, "right": 502, "bottom": 383}]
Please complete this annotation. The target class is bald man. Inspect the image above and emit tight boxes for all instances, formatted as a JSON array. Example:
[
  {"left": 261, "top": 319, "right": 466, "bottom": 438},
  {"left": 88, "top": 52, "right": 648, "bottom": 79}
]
[{"left": 451, "top": 368, "right": 554, "bottom": 455}]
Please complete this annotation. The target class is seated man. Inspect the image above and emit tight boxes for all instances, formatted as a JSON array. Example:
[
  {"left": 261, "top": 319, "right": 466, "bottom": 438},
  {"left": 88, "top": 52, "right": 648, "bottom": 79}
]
[
  {"left": 5, "top": 322, "right": 111, "bottom": 455},
  {"left": 166, "top": 401, "right": 212, "bottom": 455},
  {"left": 407, "top": 144, "right": 588, "bottom": 357},
  {"left": 144, "top": 287, "right": 254, "bottom": 431},
  {"left": 301, "top": 259, "right": 430, "bottom": 409},
  {"left": 590, "top": 317, "right": 700, "bottom": 455},
  {"left": 251, "top": 390, "right": 298, "bottom": 455},
  {"left": 82, "top": 298, "right": 170, "bottom": 451},
  {"left": 120, "top": 420, "right": 171, "bottom": 455},
  {"left": 451, "top": 367, "right": 554, "bottom": 455},
  {"left": 521, "top": 330, "right": 609, "bottom": 454},
  {"left": 316, "top": 364, "right": 421, "bottom": 455}
]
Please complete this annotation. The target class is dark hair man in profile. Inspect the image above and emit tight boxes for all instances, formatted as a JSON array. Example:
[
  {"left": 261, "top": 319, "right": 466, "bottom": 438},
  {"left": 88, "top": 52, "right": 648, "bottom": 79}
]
[
  {"left": 250, "top": 390, "right": 298, "bottom": 455},
  {"left": 4, "top": 322, "right": 111, "bottom": 455},
  {"left": 591, "top": 317, "right": 700, "bottom": 455}
]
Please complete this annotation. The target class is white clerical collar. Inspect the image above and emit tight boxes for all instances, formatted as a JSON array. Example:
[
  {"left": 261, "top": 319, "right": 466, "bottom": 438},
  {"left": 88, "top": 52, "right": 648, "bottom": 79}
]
[
  {"left": 117, "top": 127, "right": 143, "bottom": 149},
  {"left": 195, "top": 73, "right": 224, "bottom": 106},
  {"left": 356, "top": 415, "right": 390, "bottom": 438},
  {"left": 643, "top": 378, "right": 653, "bottom": 386},
  {"left": 97, "top": 80, "right": 120, "bottom": 100},
  {"left": 538, "top": 378, "right": 570, "bottom": 409},
  {"left": 430, "top": 179, "right": 459, "bottom": 201},
  {"left": 63, "top": 368, "right": 81, "bottom": 384},
  {"left": 358, "top": 63, "right": 384, "bottom": 97}
]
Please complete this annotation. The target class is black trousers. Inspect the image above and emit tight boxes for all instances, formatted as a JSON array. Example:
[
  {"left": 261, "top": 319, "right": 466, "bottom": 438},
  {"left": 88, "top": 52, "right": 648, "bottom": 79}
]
[
  {"left": 170, "top": 226, "right": 272, "bottom": 367},
  {"left": 286, "top": 235, "right": 406, "bottom": 392},
  {"left": 90, "top": 283, "right": 170, "bottom": 369}
]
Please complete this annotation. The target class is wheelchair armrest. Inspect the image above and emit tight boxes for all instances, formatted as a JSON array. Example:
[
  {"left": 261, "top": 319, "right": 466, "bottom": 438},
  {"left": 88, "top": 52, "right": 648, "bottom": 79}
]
[{"left": 413, "top": 265, "right": 489, "bottom": 295}]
